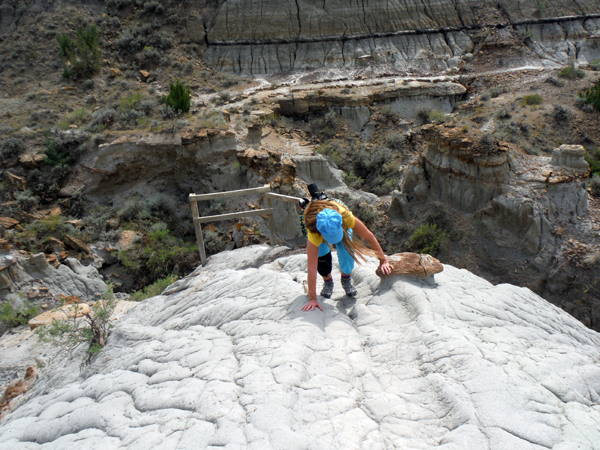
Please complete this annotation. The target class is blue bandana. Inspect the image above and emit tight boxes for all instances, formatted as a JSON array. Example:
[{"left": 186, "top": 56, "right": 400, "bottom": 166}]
[{"left": 316, "top": 209, "right": 344, "bottom": 244}]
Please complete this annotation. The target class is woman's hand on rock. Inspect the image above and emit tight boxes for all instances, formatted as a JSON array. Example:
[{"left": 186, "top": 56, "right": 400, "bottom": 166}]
[
  {"left": 302, "top": 299, "right": 323, "bottom": 311},
  {"left": 378, "top": 260, "right": 392, "bottom": 275}
]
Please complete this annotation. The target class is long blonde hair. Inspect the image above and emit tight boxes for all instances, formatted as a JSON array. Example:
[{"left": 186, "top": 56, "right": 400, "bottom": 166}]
[{"left": 304, "top": 200, "right": 376, "bottom": 264}]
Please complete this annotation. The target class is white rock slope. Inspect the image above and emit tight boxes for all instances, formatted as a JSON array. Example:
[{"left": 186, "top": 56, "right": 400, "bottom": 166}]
[{"left": 1, "top": 245, "right": 600, "bottom": 449}]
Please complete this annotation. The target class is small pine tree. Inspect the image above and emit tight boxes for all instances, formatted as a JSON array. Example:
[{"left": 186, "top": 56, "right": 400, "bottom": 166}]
[
  {"left": 57, "top": 24, "right": 101, "bottom": 79},
  {"left": 579, "top": 79, "right": 600, "bottom": 111},
  {"left": 163, "top": 79, "right": 191, "bottom": 113}
]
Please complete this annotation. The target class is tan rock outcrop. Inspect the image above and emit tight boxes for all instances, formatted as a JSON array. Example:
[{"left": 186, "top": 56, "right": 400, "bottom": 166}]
[
  {"left": 551, "top": 144, "right": 590, "bottom": 171},
  {"left": 413, "top": 124, "right": 510, "bottom": 213},
  {"left": 63, "top": 235, "right": 91, "bottom": 255},
  {"left": 117, "top": 230, "right": 142, "bottom": 251},
  {"left": 0, "top": 217, "right": 19, "bottom": 229},
  {"left": 28, "top": 303, "right": 92, "bottom": 330},
  {"left": 6, "top": 172, "right": 27, "bottom": 190},
  {"left": 275, "top": 81, "right": 466, "bottom": 117}
]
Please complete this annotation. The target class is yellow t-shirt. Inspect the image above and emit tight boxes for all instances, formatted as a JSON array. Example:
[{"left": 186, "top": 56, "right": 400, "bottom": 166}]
[{"left": 307, "top": 204, "right": 356, "bottom": 247}]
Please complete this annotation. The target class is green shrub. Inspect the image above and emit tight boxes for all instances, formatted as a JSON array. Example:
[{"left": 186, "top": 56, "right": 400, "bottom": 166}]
[
  {"left": 25, "top": 166, "right": 70, "bottom": 198},
  {"left": 309, "top": 109, "right": 343, "bottom": 140},
  {"left": 380, "top": 105, "right": 396, "bottom": 120},
  {"left": 344, "top": 172, "right": 365, "bottom": 189},
  {"left": 16, "top": 216, "right": 82, "bottom": 253},
  {"left": 1, "top": 300, "right": 40, "bottom": 328},
  {"left": 384, "top": 132, "right": 405, "bottom": 149},
  {"left": 591, "top": 60, "right": 600, "bottom": 71},
  {"left": 406, "top": 223, "right": 447, "bottom": 256},
  {"left": 35, "top": 285, "right": 117, "bottom": 363},
  {"left": 546, "top": 76, "right": 565, "bottom": 87},
  {"left": 84, "top": 205, "right": 118, "bottom": 240},
  {"left": 139, "top": 100, "right": 155, "bottom": 115},
  {"left": 15, "top": 190, "right": 39, "bottom": 210},
  {"left": 115, "top": 23, "right": 173, "bottom": 53},
  {"left": 43, "top": 133, "right": 71, "bottom": 166},
  {"left": 57, "top": 24, "right": 101, "bottom": 79},
  {"left": 130, "top": 274, "right": 177, "bottom": 301},
  {"left": 521, "top": 94, "right": 543, "bottom": 106},
  {"left": 416, "top": 108, "right": 431, "bottom": 124},
  {"left": 579, "top": 79, "right": 600, "bottom": 111},
  {"left": 118, "top": 198, "right": 151, "bottom": 222},
  {"left": 585, "top": 148, "right": 600, "bottom": 176},
  {"left": 141, "top": 46, "right": 161, "bottom": 63},
  {"left": 198, "top": 111, "right": 226, "bottom": 128},
  {"left": 489, "top": 86, "right": 508, "bottom": 98},
  {"left": 119, "top": 226, "right": 198, "bottom": 288},
  {"left": 0, "top": 137, "right": 26, "bottom": 160},
  {"left": 145, "top": 195, "right": 175, "bottom": 220},
  {"left": 89, "top": 107, "right": 116, "bottom": 131},
  {"left": 204, "top": 230, "right": 226, "bottom": 255},
  {"left": 428, "top": 110, "right": 448, "bottom": 124},
  {"left": 553, "top": 104, "right": 572, "bottom": 122},
  {"left": 163, "top": 79, "right": 191, "bottom": 113},
  {"left": 494, "top": 108, "right": 511, "bottom": 120},
  {"left": 141, "top": 0, "right": 164, "bottom": 14},
  {"left": 159, "top": 105, "right": 179, "bottom": 119},
  {"left": 261, "top": 112, "right": 281, "bottom": 128},
  {"left": 558, "top": 66, "right": 585, "bottom": 80},
  {"left": 66, "top": 108, "right": 91, "bottom": 126},
  {"left": 120, "top": 92, "right": 142, "bottom": 110},
  {"left": 590, "top": 174, "right": 600, "bottom": 197}
]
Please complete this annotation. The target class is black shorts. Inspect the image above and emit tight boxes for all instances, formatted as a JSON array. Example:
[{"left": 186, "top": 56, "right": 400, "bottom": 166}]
[{"left": 317, "top": 251, "right": 332, "bottom": 277}]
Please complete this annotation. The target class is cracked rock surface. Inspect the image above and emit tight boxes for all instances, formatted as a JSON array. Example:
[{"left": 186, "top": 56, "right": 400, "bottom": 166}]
[{"left": 1, "top": 245, "right": 599, "bottom": 449}]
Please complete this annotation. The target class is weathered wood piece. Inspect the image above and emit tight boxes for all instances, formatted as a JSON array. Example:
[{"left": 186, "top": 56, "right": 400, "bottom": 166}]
[
  {"left": 265, "top": 192, "right": 302, "bottom": 204},
  {"left": 194, "top": 208, "right": 274, "bottom": 224},
  {"left": 189, "top": 185, "right": 271, "bottom": 202},
  {"left": 376, "top": 252, "right": 443, "bottom": 278}
]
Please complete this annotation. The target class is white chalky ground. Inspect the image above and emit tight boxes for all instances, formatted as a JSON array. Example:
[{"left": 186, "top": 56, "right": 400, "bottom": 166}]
[{"left": 1, "top": 245, "right": 600, "bottom": 449}]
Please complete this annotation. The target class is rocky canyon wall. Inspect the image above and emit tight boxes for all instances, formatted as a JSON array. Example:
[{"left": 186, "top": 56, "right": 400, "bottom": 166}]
[{"left": 203, "top": 0, "right": 600, "bottom": 74}]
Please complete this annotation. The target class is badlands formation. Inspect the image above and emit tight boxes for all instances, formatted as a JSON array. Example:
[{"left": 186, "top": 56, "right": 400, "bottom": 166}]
[
  {"left": 205, "top": 0, "right": 600, "bottom": 73},
  {"left": 1, "top": 246, "right": 600, "bottom": 449}
]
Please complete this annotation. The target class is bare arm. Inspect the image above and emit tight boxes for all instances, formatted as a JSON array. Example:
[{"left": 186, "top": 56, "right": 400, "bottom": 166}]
[
  {"left": 353, "top": 218, "right": 392, "bottom": 275},
  {"left": 302, "top": 241, "right": 323, "bottom": 311}
]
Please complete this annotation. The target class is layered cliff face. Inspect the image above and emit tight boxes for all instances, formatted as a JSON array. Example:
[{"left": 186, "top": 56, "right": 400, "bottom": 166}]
[{"left": 204, "top": 0, "right": 600, "bottom": 74}]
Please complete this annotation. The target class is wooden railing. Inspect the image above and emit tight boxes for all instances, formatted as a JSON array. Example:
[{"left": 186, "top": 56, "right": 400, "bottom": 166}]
[{"left": 189, "top": 185, "right": 301, "bottom": 266}]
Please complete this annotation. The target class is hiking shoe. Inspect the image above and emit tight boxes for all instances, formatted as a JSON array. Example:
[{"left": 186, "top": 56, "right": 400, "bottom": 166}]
[
  {"left": 341, "top": 277, "right": 357, "bottom": 297},
  {"left": 320, "top": 280, "right": 334, "bottom": 298}
]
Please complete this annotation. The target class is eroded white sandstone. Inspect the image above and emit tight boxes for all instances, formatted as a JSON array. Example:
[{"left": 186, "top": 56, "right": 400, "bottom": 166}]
[{"left": 1, "top": 245, "right": 599, "bottom": 449}]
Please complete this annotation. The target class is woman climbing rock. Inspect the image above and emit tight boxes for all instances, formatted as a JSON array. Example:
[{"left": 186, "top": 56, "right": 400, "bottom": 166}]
[{"left": 300, "top": 194, "right": 392, "bottom": 312}]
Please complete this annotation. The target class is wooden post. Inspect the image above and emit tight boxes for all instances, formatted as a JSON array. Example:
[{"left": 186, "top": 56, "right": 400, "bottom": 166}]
[
  {"left": 265, "top": 196, "right": 277, "bottom": 246},
  {"left": 189, "top": 187, "right": 302, "bottom": 262},
  {"left": 190, "top": 198, "right": 207, "bottom": 266}
]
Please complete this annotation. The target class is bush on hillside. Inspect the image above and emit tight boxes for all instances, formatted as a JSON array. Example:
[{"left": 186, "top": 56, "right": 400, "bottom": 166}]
[
  {"left": 521, "top": 94, "right": 543, "bottom": 106},
  {"left": 58, "top": 24, "right": 101, "bottom": 79},
  {"left": 585, "top": 148, "right": 600, "bottom": 176},
  {"left": 406, "top": 223, "right": 447, "bottom": 256},
  {"left": 0, "top": 300, "right": 40, "bottom": 329},
  {"left": 35, "top": 285, "right": 117, "bottom": 363},
  {"left": 590, "top": 174, "right": 600, "bottom": 197},
  {"left": 163, "top": 79, "right": 190, "bottom": 113},
  {"left": 119, "top": 224, "right": 198, "bottom": 288},
  {"left": 0, "top": 137, "right": 26, "bottom": 161},
  {"left": 558, "top": 66, "right": 585, "bottom": 80},
  {"left": 579, "top": 79, "right": 600, "bottom": 112}
]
